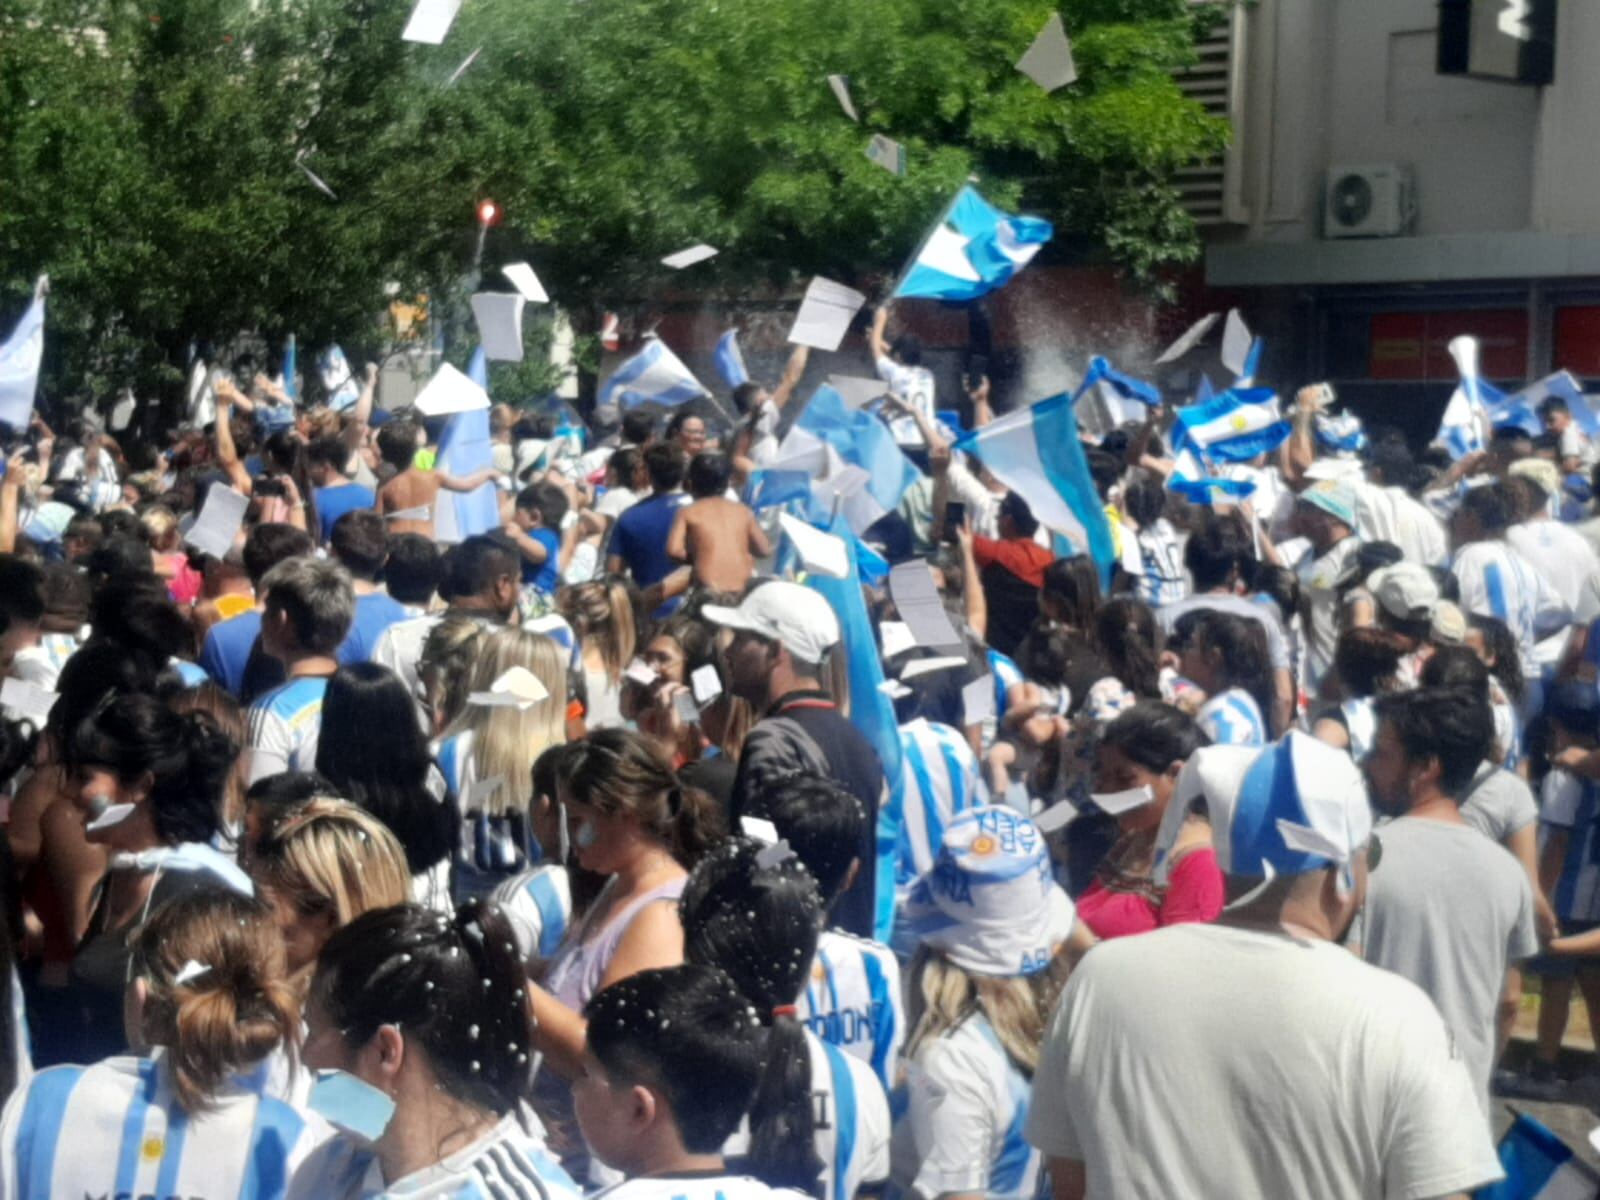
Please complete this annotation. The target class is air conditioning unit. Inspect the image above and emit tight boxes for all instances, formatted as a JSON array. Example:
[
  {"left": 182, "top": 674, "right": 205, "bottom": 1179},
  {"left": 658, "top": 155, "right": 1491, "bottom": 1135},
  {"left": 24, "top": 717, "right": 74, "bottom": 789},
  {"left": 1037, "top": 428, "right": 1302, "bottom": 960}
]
[{"left": 1324, "top": 164, "right": 1416, "bottom": 239}]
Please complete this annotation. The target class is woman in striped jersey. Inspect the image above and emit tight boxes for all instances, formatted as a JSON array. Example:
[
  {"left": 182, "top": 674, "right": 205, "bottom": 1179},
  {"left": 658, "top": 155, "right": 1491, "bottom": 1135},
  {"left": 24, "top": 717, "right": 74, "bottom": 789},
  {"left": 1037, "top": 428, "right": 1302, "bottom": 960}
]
[
  {"left": 1178, "top": 610, "right": 1272, "bottom": 748},
  {"left": 893, "top": 807, "right": 1078, "bottom": 1200},
  {"left": 680, "top": 839, "right": 891, "bottom": 1200},
  {"left": 0, "top": 891, "right": 327, "bottom": 1198},
  {"left": 294, "top": 900, "right": 582, "bottom": 1200}
]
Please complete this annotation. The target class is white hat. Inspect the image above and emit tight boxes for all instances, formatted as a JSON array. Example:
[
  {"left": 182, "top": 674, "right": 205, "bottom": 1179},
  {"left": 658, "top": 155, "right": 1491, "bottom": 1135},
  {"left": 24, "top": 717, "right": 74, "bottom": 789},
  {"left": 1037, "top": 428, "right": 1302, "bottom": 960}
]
[
  {"left": 902, "top": 806, "right": 1076, "bottom": 977},
  {"left": 703, "top": 581, "right": 841, "bottom": 664},
  {"left": 1367, "top": 561, "right": 1440, "bottom": 623},
  {"left": 1154, "top": 732, "right": 1372, "bottom": 887}
]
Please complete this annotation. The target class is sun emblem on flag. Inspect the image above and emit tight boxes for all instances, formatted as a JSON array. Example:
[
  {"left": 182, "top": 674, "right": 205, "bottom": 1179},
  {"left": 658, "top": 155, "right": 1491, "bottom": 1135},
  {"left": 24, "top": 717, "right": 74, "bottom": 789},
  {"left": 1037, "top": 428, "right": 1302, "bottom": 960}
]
[
  {"left": 970, "top": 835, "right": 997, "bottom": 856},
  {"left": 141, "top": 1136, "right": 164, "bottom": 1161},
  {"left": 1229, "top": 413, "right": 1250, "bottom": 432}
]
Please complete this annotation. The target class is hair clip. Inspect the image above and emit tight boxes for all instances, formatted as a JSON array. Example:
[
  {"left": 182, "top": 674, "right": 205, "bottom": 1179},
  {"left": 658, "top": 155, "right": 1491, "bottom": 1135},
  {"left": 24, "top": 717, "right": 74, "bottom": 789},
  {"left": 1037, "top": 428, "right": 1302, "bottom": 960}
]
[{"left": 173, "top": 960, "right": 211, "bottom": 986}]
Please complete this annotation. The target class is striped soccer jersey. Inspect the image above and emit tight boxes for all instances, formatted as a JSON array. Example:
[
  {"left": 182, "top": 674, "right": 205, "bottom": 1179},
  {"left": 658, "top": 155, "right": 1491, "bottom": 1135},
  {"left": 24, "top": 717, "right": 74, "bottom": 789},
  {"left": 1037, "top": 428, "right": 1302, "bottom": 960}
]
[
  {"left": 246, "top": 675, "right": 330, "bottom": 785},
  {"left": 0, "top": 1051, "right": 329, "bottom": 1199},
  {"left": 897, "top": 719, "right": 988, "bottom": 888},
  {"left": 796, "top": 928, "right": 904, "bottom": 1092},
  {"left": 1196, "top": 687, "right": 1266, "bottom": 748},
  {"left": 493, "top": 864, "right": 573, "bottom": 965}
]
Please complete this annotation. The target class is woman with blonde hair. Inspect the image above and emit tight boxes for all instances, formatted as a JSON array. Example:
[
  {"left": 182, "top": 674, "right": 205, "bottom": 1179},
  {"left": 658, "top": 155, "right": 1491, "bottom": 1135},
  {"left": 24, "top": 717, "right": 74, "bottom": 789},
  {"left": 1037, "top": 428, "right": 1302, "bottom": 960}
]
[
  {"left": 416, "top": 613, "right": 488, "bottom": 736},
  {"left": 435, "top": 627, "right": 567, "bottom": 898},
  {"left": 245, "top": 797, "right": 412, "bottom": 997},
  {"left": 559, "top": 575, "right": 637, "bottom": 730},
  {"left": 893, "top": 806, "right": 1077, "bottom": 1200},
  {"left": 0, "top": 891, "right": 325, "bottom": 1197}
]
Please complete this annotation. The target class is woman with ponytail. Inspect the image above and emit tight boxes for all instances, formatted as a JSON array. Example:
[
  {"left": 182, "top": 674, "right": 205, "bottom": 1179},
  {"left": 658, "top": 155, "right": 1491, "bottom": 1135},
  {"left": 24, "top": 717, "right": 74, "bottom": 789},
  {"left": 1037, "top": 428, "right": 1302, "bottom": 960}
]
[
  {"left": 62, "top": 693, "right": 253, "bottom": 1061},
  {"left": 0, "top": 891, "right": 325, "bottom": 1197},
  {"left": 295, "top": 901, "right": 580, "bottom": 1200},
  {"left": 1093, "top": 597, "right": 1163, "bottom": 700},
  {"left": 679, "top": 838, "right": 890, "bottom": 1200}
]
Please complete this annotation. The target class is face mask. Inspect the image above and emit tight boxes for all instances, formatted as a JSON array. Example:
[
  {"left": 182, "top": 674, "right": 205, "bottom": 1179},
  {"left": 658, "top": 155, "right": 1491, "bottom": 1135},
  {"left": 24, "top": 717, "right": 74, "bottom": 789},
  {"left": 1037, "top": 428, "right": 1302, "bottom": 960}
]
[
  {"left": 85, "top": 795, "right": 137, "bottom": 834},
  {"left": 573, "top": 819, "right": 598, "bottom": 851},
  {"left": 1089, "top": 785, "right": 1155, "bottom": 816},
  {"left": 309, "top": 1070, "right": 396, "bottom": 1142}
]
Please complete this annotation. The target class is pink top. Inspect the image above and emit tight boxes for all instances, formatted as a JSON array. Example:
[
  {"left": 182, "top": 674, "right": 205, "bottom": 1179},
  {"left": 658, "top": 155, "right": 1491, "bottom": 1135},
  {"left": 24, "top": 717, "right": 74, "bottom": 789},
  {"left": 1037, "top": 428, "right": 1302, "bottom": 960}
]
[
  {"left": 166, "top": 557, "right": 203, "bottom": 606},
  {"left": 1075, "top": 847, "right": 1224, "bottom": 941}
]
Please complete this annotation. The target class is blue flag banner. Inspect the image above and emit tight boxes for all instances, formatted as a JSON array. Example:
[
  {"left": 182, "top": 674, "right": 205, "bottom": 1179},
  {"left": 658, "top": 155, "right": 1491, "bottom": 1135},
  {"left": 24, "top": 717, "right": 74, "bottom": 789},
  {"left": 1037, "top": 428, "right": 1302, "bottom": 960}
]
[
  {"left": 281, "top": 334, "right": 299, "bottom": 403},
  {"left": 1075, "top": 356, "right": 1161, "bottom": 408},
  {"left": 1171, "top": 387, "right": 1290, "bottom": 464},
  {"left": 435, "top": 346, "right": 500, "bottom": 542},
  {"left": 1167, "top": 446, "right": 1257, "bottom": 505},
  {"left": 320, "top": 345, "right": 361, "bottom": 413},
  {"left": 1517, "top": 370, "right": 1599, "bottom": 437},
  {"left": 1237, "top": 337, "right": 1264, "bottom": 387},
  {"left": 1484, "top": 380, "right": 1544, "bottom": 439},
  {"left": 599, "top": 338, "right": 709, "bottom": 411},
  {"left": 1315, "top": 412, "right": 1367, "bottom": 455},
  {"left": 1477, "top": 1112, "right": 1598, "bottom": 1199},
  {"left": 952, "top": 392, "right": 1117, "bottom": 590},
  {"left": 894, "top": 185, "right": 1053, "bottom": 302},
  {"left": 714, "top": 329, "right": 749, "bottom": 390},
  {"left": 795, "top": 385, "right": 922, "bottom": 515},
  {"left": 0, "top": 290, "right": 45, "bottom": 432},
  {"left": 802, "top": 512, "right": 905, "bottom": 941}
]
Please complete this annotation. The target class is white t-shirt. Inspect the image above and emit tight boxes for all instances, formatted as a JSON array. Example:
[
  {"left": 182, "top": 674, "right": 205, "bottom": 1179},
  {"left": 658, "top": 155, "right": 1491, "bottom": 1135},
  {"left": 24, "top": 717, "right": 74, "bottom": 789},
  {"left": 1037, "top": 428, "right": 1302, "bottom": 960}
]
[
  {"left": 1351, "top": 481, "right": 1448, "bottom": 568},
  {"left": 1296, "top": 535, "right": 1362, "bottom": 690},
  {"left": 875, "top": 356, "right": 936, "bottom": 446},
  {"left": 595, "top": 487, "right": 641, "bottom": 522},
  {"left": 1507, "top": 520, "right": 1600, "bottom": 655},
  {"left": 891, "top": 1014, "right": 1042, "bottom": 1200},
  {"left": 1024, "top": 923, "right": 1501, "bottom": 1200}
]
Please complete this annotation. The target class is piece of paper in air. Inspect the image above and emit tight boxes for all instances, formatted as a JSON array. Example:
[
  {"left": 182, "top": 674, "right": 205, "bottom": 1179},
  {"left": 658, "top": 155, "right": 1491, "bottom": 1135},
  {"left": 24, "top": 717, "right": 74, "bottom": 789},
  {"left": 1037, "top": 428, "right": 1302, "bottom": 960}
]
[
  {"left": 0, "top": 678, "right": 54, "bottom": 725},
  {"left": 447, "top": 46, "right": 481, "bottom": 85},
  {"left": 864, "top": 134, "right": 906, "bottom": 176},
  {"left": 502, "top": 262, "right": 549, "bottom": 304},
  {"left": 187, "top": 483, "right": 248, "bottom": 560},
  {"left": 1016, "top": 12, "right": 1078, "bottom": 92},
  {"left": 888, "top": 561, "right": 962, "bottom": 649},
  {"left": 690, "top": 664, "right": 723, "bottom": 706},
  {"left": 110, "top": 388, "right": 137, "bottom": 433},
  {"left": 624, "top": 659, "right": 658, "bottom": 688},
  {"left": 1031, "top": 799, "right": 1078, "bottom": 834},
  {"left": 661, "top": 244, "right": 718, "bottom": 270},
  {"left": 827, "top": 375, "right": 890, "bottom": 410},
  {"left": 778, "top": 513, "right": 849, "bottom": 580},
  {"left": 788, "top": 277, "right": 867, "bottom": 352},
  {"left": 465, "top": 777, "right": 504, "bottom": 808},
  {"left": 1154, "top": 312, "right": 1220, "bottom": 365},
  {"left": 1221, "top": 309, "right": 1253, "bottom": 377},
  {"left": 402, "top": 0, "right": 461, "bottom": 44},
  {"left": 900, "top": 655, "right": 967, "bottom": 681},
  {"left": 828, "top": 74, "right": 859, "bottom": 122},
  {"left": 470, "top": 292, "right": 526, "bottom": 363},
  {"left": 879, "top": 621, "right": 916, "bottom": 662},
  {"left": 962, "top": 674, "right": 996, "bottom": 726},
  {"left": 672, "top": 691, "right": 701, "bottom": 724},
  {"left": 294, "top": 155, "right": 338, "bottom": 201},
  {"left": 413, "top": 362, "right": 489, "bottom": 417},
  {"left": 386, "top": 505, "right": 432, "bottom": 522}
]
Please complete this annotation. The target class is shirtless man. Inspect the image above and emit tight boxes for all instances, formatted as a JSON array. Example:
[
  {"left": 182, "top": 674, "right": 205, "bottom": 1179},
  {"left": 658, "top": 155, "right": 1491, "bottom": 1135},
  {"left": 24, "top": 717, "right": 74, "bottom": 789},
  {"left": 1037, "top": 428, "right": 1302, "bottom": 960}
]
[
  {"left": 375, "top": 417, "right": 500, "bottom": 539},
  {"left": 666, "top": 451, "right": 771, "bottom": 593}
]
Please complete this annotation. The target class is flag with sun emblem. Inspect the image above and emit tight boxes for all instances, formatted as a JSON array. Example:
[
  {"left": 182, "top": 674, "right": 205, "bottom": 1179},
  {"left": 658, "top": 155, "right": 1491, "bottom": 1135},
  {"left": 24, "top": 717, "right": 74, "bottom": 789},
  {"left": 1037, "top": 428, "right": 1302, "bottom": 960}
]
[{"left": 1171, "top": 386, "right": 1291, "bottom": 465}]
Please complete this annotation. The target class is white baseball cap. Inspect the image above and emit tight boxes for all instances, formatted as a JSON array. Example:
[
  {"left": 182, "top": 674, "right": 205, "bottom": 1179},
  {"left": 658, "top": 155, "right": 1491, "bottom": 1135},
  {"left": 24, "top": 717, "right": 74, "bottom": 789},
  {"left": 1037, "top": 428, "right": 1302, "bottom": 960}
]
[
  {"left": 703, "top": 581, "right": 841, "bottom": 664},
  {"left": 1367, "top": 561, "right": 1440, "bottom": 623}
]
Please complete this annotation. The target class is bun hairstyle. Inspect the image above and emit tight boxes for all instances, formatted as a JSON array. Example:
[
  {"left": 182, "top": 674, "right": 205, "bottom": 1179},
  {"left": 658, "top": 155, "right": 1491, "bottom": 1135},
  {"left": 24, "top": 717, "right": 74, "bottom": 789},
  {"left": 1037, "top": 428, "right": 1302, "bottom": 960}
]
[
  {"left": 311, "top": 900, "right": 534, "bottom": 1117},
  {"left": 131, "top": 892, "right": 299, "bottom": 1115},
  {"left": 679, "top": 838, "right": 826, "bottom": 1198},
  {"left": 585, "top": 964, "right": 768, "bottom": 1154},
  {"left": 560, "top": 728, "right": 723, "bottom": 868},
  {"left": 66, "top": 693, "right": 238, "bottom": 846}
]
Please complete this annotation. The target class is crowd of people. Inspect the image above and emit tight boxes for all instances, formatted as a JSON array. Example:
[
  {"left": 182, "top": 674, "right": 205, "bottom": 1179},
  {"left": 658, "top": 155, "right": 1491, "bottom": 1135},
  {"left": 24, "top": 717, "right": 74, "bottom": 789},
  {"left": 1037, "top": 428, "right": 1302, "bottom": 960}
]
[{"left": 0, "top": 306, "right": 1596, "bottom": 1197}]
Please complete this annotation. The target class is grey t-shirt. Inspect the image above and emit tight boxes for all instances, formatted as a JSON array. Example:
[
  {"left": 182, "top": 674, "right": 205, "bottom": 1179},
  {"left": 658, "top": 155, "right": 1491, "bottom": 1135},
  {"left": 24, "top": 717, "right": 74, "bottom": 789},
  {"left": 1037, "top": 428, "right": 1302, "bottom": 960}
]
[
  {"left": 1459, "top": 761, "right": 1538, "bottom": 844},
  {"left": 1156, "top": 592, "right": 1291, "bottom": 671},
  {"left": 1359, "top": 817, "right": 1538, "bottom": 1115}
]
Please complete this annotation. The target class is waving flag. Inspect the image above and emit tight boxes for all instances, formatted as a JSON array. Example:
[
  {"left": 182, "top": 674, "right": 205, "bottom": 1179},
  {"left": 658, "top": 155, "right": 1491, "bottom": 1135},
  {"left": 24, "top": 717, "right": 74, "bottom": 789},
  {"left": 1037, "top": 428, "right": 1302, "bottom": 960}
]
[
  {"left": 894, "top": 185, "right": 1053, "bottom": 302},
  {"left": 1483, "top": 383, "right": 1541, "bottom": 438},
  {"left": 1171, "top": 387, "right": 1290, "bottom": 464},
  {"left": 953, "top": 391, "right": 1116, "bottom": 588},
  {"left": 713, "top": 329, "right": 749, "bottom": 390},
  {"left": 1315, "top": 412, "right": 1367, "bottom": 455},
  {"left": 1168, "top": 445, "right": 1257, "bottom": 505},
  {"left": 1514, "top": 370, "right": 1597, "bottom": 435},
  {"left": 434, "top": 347, "right": 501, "bottom": 543},
  {"left": 599, "top": 337, "right": 709, "bottom": 411},
  {"left": 321, "top": 345, "right": 361, "bottom": 412},
  {"left": 796, "top": 385, "right": 921, "bottom": 515},
  {"left": 1237, "top": 337, "right": 1264, "bottom": 387},
  {"left": 280, "top": 334, "right": 299, "bottom": 403},
  {"left": 0, "top": 285, "right": 45, "bottom": 431},
  {"left": 1072, "top": 355, "right": 1161, "bottom": 437},
  {"left": 1479, "top": 1113, "right": 1597, "bottom": 1200}
]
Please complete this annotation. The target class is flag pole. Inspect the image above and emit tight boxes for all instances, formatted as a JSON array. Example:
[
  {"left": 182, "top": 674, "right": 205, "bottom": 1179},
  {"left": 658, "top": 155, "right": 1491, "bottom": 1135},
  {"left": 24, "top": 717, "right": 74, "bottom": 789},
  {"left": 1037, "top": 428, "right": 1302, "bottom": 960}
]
[{"left": 889, "top": 173, "right": 980, "bottom": 300}]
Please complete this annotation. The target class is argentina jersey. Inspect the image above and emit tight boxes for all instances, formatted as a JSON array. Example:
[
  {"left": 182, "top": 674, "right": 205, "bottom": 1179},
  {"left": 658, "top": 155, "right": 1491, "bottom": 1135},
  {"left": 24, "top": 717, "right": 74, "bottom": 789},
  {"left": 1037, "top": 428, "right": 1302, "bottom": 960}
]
[
  {"left": 1136, "top": 520, "right": 1187, "bottom": 608},
  {"left": 0, "top": 1052, "right": 330, "bottom": 1200},
  {"left": 1196, "top": 687, "right": 1266, "bottom": 748},
  {"left": 246, "top": 675, "right": 330, "bottom": 785},
  {"left": 1451, "top": 542, "right": 1552, "bottom": 683},
  {"left": 889, "top": 1015, "right": 1044, "bottom": 1200},
  {"left": 796, "top": 929, "right": 904, "bottom": 1092},
  {"left": 985, "top": 650, "right": 1024, "bottom": 745},
  {"left": 725, "top": 1030, "right": 890, "bottom": 1200},
  {"left": 493, "top": 864, "right": 573, "bottom": 964},
  {"left": 592, "top": 1174, "right": 813, "bottom": 1200},
  {"left": 897, "top": 719, "right": 988, "bottom": 888}
]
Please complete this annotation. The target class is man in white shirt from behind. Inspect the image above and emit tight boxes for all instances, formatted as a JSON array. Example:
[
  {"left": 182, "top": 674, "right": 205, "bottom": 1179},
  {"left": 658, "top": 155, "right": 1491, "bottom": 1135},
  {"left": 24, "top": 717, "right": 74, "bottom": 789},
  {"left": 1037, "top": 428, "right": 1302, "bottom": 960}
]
[
  {"left": 1504, "top": 464, "right": 1600, "bottom": 670},
  {"left": 1025, "top": 732, "right": 1502, "bottom": 1200}
]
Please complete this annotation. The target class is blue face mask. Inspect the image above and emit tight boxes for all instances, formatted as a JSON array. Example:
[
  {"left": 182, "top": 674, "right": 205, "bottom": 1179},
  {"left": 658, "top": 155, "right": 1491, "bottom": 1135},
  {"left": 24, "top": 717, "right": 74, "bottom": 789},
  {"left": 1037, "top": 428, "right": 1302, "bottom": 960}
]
[{"left": 309, "top": 1070, "right": 396, "bottom": 1142}]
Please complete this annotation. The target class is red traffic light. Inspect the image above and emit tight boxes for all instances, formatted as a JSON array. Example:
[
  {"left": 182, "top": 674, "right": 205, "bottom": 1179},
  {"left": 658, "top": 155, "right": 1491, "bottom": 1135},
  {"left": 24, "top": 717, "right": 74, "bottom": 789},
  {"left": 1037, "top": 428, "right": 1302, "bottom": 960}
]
[{"left": 477, "top": 200, "right": 501, "bottom": 227}]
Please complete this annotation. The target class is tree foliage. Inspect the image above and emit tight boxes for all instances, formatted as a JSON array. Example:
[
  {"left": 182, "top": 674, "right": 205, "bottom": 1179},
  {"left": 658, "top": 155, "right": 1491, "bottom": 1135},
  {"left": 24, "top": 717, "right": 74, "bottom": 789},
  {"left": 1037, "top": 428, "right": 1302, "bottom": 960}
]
[{"left": 0, "top": 0, "right": 1228, "bottom": 408}]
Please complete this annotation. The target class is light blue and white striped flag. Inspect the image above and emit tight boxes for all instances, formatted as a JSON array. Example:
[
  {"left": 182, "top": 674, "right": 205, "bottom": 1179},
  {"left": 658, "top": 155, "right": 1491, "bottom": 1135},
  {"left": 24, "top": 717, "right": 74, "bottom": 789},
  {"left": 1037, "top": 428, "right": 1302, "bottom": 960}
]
[
  {"left": 434, "top": 347, "right": 501, "bottom": 543},
  {"left": 280, "top": 334, "right": 298, "bottom": 403},
  {"left": 1168, "top": 445, "right": 1257, "bottom": 505},
  {"left": 1477, "top": 1113, "right": 1598, "bottom": 1199},
  {"left": 0, "top": 285, "right": 45, "bottom": 432},
  {"left": 1170, "top": 387, "right": 1290, "bottom": 464},
  {"left": 320, "top": 345, "right": 361, "bottom": 412},
  {"left": 599, "top": 336, "right": 710, "bottom": 411},
  {"left": 894, "top": 185, "right": 1053, "bottom": 302},
  {"left": 1315, "top": 411, "right": 1367, "bottom": 455},
  {"left": 952, "top": 391, "right": 1116, "bottom": 588},
  {"left": 1236, "top": 337, "right": 1264, "bottom": 387},
  {"left": 1073, "top": 355, "right": 1161, "bottom": 434},
  {"left": 1517, "top": 370, "right": 1600, "bottom": 436},
  {"left": 713, "top": 329, "right": 749, "bottom": 390},
  {"left": 1484, "top": 382, "right": 1541, "bottom": 438}
]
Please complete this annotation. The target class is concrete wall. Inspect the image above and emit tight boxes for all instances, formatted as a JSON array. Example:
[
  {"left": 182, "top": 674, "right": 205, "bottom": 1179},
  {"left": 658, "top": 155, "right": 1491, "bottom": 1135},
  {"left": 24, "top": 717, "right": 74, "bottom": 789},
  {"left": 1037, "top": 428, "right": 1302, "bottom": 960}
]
[{"left": 1532, "top": 0, "right": 1600, "bottom": 233}]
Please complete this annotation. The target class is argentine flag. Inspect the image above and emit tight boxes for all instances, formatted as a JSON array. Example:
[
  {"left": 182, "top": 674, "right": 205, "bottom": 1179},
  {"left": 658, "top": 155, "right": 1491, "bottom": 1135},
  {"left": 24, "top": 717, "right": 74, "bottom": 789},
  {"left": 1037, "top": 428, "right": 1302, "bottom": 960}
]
[
  {"left": 321, "top": 345, "right": 361, "bottom": 412},
  {"left": 280, "top": 334, "right": 299, "bottom": 403},
  {"left": 1315, "top": 412, "right": 1367, "bottom": 455},
  {"left": 1170, "top": 387, "right": 1290, "bottom": 465},
  {"left": 434, "top": 347, "right": 501, "bottom": 543},
  {"left": 714, "top": 329, "right": 749, "bottom": 390},
  {"left": 1514, "top": 370, "right": 1599, "bottom": 436},
  {"left": 1477, "top": 1113, "right": 1597, "bottom": 1199},
  {"left": 0, "top": 286, "right": 45, "bottom": 431},
  {"left": 894, "top": 185, "right": 1052, "bottom": 302},
  {"left": 1483, "top": 382, "right": 1541, "bottom": 438},
  {"left": 952, "top": 391, "right": 1116, "bottom": 588},
  {"left": 1168, "top": 445, "right": 1256, "bottom": 505},
  {"left": 599, "top": 337, "right": 709, "bottom": 411},
  {"left": 1074, "top": 355, "right": 1160, "bottom": 436}
]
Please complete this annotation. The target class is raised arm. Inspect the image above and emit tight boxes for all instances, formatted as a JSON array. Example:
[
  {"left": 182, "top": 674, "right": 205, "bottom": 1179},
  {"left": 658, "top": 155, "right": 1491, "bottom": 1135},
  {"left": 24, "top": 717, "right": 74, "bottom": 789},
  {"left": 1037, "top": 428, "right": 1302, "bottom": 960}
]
[
  {"left": 768, "top": 344, "right": 810, "bottom": 413},
  {"left": 869, "top": 303, "right": 892, "bottom": 362},
  {"left": 0, "top": 448, "right": 25, "bottom": 554},
  {"left": 211, "top": 379, "right": 254, "bottom": 493}
]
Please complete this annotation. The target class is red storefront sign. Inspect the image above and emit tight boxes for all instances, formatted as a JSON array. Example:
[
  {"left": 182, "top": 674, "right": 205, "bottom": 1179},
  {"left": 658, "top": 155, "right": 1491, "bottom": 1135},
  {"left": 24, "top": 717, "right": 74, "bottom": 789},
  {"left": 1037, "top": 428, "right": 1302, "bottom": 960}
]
[
  {"left": 1554, "top": 307, "right": 1600, "bottom": 378},
  {"left": 1368, "top": 310, "right": 1527, "bottom": 381}
]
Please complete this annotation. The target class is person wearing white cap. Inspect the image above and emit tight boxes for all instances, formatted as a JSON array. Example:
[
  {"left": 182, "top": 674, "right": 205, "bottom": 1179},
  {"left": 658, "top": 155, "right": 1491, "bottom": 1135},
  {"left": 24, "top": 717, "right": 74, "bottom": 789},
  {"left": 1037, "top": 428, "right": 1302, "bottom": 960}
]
[
  {"left": 707, "top": 580, "right": 885, "bottom": 939},
  {"left": 893, "top": 807, "right": 1075, "bottom": 1200},
  {"left": 1026, "top": 732, "right": 1502, "bottom": 1199},
  {"left": 1357, "top": 686, "right": 1539, "bottom": 1118}
]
